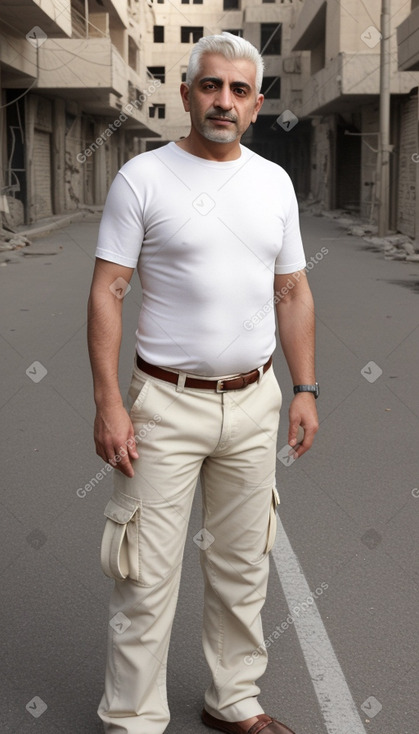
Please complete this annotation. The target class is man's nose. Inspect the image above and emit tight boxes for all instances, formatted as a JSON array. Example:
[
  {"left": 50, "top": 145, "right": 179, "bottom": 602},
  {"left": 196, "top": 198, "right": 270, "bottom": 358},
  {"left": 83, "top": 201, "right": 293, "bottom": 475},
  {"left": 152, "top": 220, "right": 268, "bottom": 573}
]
[{"left": 214, "top": 85, "right": 234, "bottom": 110}]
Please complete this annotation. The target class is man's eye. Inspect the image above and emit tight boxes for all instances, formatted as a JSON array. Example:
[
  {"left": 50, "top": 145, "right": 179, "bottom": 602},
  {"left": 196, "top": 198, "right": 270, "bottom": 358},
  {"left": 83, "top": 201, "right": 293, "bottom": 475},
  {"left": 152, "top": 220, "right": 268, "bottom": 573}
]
[{"left": 234, "top": 88, "right": 246, "bottom": 96}]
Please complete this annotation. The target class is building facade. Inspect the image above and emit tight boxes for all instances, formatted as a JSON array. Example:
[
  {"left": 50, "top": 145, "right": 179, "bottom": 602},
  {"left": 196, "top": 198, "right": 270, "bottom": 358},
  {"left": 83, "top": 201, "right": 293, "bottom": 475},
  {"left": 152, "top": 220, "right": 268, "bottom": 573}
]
[
  {"left": 290, "top": 0, "right": 419, "bottom": 238},
  {"left": 0, "top": 0, "right": 162, "bottom": 225},
  {"left": 142, "top": 0, "right": 310, "bottom": 197},
  {"left": 0, "top": 0, "right": 311, "bottom": 225},
  {"left": 397, "top": 0, "right": 419, "bottom": 244},
  {"left": 2, "top": 0, "right": 417, "bottom": 240}
]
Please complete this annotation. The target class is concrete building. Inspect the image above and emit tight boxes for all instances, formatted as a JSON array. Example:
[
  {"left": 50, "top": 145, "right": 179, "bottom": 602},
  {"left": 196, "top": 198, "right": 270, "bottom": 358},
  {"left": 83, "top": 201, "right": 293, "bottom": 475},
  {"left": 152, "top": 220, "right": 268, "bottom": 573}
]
[
  {"left": 142, "top": 0, "right": 310, "bottom": 195},
  {"left": 0, "top": 0, "right": 311, "bottom": 225},
  {"left": 397, "top": 0, "right": 419, "bottom": 245},
  {"left": 290, "top": 0, "right": 419, "bottom": 237},
  {"left": 0, "top": 0, "right": 162, "bottom": 225},
  {"left": 241, "top": 0, "right": 311, "bottom": 199},
  {"left": 7, "top": 0, "right": 417, "bottom": 241}
]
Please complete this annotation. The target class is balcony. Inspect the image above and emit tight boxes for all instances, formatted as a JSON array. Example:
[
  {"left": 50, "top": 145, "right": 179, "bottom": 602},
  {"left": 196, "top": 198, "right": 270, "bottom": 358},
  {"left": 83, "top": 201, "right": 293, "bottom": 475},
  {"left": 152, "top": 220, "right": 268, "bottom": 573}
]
[
  {"left": 300, "top": 52, "right": 419, "bottom": 116},
  {"left": 101, "top": 0, "right": 128, "bottom": 28},
  {"left": 36, "top": 38, "right": 160, "bottom": 135},
  {"left": 397, "top": 5, "right": 419, "bottom": 71},
  {"left": 38, "top": 38, "right": 127, "bottom": 97},
  {"left": 0, "top": 0, "right": 71, "bottom": 37},
  {"left": 291, "top": 0, "right": 326, "bottom": 53},
  {"left": 0, "top": 30, "right": 37, "bottom": 85}
]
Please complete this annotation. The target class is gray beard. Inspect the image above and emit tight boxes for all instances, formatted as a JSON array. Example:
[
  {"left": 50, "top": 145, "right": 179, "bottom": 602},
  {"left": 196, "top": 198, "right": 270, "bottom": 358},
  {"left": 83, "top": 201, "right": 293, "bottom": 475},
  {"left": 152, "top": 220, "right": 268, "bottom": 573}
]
[{"left": 200, "top": 120, "right": 239, "bottom": 144}]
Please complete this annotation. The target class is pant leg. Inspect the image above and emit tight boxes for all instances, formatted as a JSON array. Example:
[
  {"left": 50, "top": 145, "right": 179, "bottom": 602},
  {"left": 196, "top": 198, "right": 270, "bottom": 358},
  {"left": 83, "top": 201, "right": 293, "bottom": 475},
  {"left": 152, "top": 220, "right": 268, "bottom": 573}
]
[
  {"left": 98, "top": 368, "right": 223, "bottom": 734},
  {"left": 200, "top": 367, "right": 282, "bottom": 722}
]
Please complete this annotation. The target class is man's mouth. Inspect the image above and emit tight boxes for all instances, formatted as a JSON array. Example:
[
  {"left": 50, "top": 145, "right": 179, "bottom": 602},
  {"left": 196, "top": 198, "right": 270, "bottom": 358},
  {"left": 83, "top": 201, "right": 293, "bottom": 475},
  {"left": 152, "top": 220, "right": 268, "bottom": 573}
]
[
  {"left": 207, "top": 115, "right": 236, "bottom": 122},
  {"left": 207, "top": 116, "right": 236, "bottom": 124}
]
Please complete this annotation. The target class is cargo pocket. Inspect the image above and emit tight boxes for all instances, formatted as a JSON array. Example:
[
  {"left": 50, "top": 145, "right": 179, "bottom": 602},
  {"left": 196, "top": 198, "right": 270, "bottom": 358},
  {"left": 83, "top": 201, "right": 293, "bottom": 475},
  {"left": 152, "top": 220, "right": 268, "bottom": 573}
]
[
  {"left": 100, "top": 495, "right": 140, "bottom": 580},
  {"left": 264, "top": 485, "right": 280, "bottom": 555}
]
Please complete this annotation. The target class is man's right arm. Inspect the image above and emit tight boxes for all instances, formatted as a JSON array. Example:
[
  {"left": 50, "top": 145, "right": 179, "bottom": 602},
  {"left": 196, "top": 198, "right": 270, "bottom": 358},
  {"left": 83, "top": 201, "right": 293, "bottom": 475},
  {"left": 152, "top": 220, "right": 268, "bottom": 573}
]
[{"left": 87, "top": 258, "right": 138, "bottom": 478}]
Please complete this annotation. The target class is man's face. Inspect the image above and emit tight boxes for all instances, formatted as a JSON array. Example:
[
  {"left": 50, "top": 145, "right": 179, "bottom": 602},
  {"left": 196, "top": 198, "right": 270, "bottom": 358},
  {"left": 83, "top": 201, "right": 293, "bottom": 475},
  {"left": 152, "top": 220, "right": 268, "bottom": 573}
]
[{"left": 180, "top": 53, "right": 264, "bottom": 144}]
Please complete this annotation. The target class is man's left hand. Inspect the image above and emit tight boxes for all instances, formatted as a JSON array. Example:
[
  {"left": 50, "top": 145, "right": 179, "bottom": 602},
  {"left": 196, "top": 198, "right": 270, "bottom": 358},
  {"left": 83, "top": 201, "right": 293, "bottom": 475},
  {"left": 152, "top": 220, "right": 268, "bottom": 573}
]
[{"left": 288, "top": 393, "right": 319, "bottom": 459}]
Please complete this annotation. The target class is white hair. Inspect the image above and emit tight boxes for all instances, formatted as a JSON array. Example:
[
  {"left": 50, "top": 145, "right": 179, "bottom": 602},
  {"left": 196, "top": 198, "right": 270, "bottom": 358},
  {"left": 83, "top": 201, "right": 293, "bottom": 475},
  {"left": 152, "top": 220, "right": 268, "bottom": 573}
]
[{"left": 186, "top": 32, "right": 264, "bottom": 93}]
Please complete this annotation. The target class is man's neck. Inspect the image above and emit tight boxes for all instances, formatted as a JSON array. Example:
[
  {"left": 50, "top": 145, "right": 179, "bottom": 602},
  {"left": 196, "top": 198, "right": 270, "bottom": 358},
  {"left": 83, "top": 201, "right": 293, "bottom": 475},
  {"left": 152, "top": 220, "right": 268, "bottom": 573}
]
[{"left": 176, "top": 132, "right": 242, "bottom": 162}]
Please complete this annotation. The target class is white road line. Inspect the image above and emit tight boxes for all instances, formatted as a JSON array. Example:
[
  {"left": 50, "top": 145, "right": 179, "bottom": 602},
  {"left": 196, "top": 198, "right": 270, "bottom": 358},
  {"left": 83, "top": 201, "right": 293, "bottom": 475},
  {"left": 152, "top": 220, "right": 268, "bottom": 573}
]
[{"left": 271, "top": 518, "right": 367, "bottom": 734}]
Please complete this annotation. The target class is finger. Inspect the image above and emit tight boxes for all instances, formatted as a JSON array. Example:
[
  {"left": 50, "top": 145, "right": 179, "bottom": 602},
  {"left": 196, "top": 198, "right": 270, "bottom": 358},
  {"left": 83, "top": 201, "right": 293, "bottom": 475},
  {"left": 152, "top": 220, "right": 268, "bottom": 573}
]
[
  {"left": 295, "top": 425, "right": 305, "bottom": 445},
  {"left": 107, "top": 445, "right": 135, "bottom": 478},
  {"left": 288, "top": 422, "right": 302, "bottom": 446},
  {"left": 292, "top": 427, "right": 316, "bottom": 458},
  {"left": 126, "top": 435, "right": 139, "bottom": 461},
  {"left": 115, "top": 455, "right": 135, "bottom": 478}
]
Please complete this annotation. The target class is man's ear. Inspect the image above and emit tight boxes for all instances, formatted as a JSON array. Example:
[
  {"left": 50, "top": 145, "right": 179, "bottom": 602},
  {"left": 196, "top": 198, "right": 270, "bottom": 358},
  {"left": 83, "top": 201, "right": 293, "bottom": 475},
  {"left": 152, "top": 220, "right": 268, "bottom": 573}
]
[
  {"left": 251, "top": 94, "right": 264, "bottom": 124},
  {"left": 180, "top": 82, "right": 191, "bottom": 112}
]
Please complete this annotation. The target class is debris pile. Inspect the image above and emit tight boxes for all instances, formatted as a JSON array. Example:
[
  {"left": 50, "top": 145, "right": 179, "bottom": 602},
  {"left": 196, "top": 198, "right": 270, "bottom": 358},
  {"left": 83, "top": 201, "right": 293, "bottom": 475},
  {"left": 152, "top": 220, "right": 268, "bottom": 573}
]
[{"left": 301, "top": 204, "right": 419, "bottom": 262}]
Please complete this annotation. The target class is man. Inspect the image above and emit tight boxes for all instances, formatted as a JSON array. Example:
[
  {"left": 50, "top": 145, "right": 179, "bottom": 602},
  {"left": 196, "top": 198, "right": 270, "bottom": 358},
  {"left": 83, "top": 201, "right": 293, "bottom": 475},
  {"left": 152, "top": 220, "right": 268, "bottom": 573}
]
[{"left": 88, "top": 32, "right": 318, "bottom": 734}]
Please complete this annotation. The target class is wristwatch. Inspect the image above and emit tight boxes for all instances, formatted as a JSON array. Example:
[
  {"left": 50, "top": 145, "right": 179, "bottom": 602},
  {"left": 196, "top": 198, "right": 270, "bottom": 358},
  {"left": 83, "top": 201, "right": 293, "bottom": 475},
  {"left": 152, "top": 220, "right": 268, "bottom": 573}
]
[{"left": 293, "top": 383, "right": 319, "bottom": 399}]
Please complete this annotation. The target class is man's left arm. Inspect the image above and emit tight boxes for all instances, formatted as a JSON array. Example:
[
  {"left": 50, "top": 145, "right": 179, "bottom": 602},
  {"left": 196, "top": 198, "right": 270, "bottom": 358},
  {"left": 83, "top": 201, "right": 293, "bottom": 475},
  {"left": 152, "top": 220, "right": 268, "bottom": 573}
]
[{"left": 275, "top": 270, "right": 319, "bottom": 458}]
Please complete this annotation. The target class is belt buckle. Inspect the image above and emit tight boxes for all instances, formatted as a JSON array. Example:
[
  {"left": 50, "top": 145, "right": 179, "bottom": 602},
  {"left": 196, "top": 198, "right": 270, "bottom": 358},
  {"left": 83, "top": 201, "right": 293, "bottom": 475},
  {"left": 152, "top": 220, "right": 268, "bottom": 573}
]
[{"left": 216, "top": 379, "right": 227, "bottom": 393}]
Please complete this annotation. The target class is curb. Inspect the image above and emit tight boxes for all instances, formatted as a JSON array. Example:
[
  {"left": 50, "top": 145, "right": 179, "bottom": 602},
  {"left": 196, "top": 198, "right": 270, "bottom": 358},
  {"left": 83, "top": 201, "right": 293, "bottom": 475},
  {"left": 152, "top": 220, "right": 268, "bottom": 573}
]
[{"left": 16, "top": 211, "right": 85, "bottom": 240}]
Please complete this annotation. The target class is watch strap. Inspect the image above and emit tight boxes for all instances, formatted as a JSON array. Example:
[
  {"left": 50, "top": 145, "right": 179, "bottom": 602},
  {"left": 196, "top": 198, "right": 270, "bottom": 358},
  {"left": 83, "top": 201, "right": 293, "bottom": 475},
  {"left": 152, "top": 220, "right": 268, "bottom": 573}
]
[{"left": 293, "top": 383, "right": 319, "bottom": 398}]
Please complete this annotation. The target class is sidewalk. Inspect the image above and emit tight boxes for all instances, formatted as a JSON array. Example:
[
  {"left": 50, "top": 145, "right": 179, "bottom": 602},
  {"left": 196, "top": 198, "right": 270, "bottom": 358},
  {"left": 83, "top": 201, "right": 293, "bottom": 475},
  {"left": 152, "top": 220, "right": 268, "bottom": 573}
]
[{"left": 0, "top": 207, "right": 103, "bottom": 264}]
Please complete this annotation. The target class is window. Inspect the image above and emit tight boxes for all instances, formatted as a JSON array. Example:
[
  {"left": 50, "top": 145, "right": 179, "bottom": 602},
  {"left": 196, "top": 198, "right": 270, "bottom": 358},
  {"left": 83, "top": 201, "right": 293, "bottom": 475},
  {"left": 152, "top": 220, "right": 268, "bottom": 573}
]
[
  {"left": 262, "top": 0, "right": 275, "bottom": 3},
  {"left": 181, "top": 65, "right": 188, "bottom": 82},
  {"left": 223, "top": 28, "right": 243, "bottom": 37},
  {"left": 182, "top": 0, "right": 203, "bottom": 3},
  {"left": 149, "top": 104, "right": 166, "bottom": 119},
  {"left": 128, "top": 81, "right": 143, "bottom": 107},
  {"left": 147, "top": 66, "right": 165, "bottom": 83},
  {"left": 223, "top": 0, "right": 239, "bottom": 9},
  {"left": 153, "top": 25, "right": 164, "bottom": 42},
  {"left": 261, "top": 23, "right": 282, "bottom": 55},
  {"left": 181, "top": 26, "right": 203, "bottom": 43},
  {"left": 128, "top": 36, "right": 138, "bottom": 71},
  {"left": 261, "top": 76, "right": 281, "bottom": 99}
]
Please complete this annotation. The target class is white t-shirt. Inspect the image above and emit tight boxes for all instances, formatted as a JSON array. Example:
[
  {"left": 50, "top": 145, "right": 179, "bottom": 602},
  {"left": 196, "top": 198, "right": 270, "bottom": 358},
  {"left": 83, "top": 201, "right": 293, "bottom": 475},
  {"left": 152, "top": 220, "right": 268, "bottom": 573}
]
[{"left": 95, "top": 142, "right": 306, "bottom": 376}]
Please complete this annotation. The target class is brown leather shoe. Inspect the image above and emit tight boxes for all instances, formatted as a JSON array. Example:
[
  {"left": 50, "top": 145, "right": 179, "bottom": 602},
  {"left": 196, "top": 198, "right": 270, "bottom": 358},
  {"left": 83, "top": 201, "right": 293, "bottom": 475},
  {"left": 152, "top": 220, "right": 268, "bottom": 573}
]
[{"left": 201, "top": 709, "right": 296, "bottom": 734}]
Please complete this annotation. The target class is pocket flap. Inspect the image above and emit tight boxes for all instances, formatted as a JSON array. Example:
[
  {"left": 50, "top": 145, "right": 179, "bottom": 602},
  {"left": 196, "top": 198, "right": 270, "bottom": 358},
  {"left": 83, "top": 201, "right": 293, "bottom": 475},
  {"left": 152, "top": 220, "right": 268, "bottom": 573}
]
[
  {"left": 101, "top": 496, "right": 139, "bottom": 580},
  {"left": 103, "top": 496, "right": 138, "bottom": 524},
  {"left": 265, "top": 485, "right": 280, "bottom": 555}
]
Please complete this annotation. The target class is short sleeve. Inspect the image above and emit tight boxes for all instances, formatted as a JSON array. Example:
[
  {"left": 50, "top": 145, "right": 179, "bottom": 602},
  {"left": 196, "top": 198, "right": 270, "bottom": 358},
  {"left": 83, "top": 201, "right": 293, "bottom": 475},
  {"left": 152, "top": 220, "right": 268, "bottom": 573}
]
[
  {"left": 95, "top": 172, "right": 144, "bottom": 268},
  {"left": 274, "top": 181, "right": 306, "bottom": 275}
]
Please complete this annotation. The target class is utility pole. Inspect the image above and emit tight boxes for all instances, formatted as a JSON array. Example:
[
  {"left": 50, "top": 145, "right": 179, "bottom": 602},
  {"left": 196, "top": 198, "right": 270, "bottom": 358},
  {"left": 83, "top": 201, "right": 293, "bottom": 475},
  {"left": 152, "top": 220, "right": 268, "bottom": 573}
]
[{"left": 378, "top": 0, "right": 391, "bottom": 236}]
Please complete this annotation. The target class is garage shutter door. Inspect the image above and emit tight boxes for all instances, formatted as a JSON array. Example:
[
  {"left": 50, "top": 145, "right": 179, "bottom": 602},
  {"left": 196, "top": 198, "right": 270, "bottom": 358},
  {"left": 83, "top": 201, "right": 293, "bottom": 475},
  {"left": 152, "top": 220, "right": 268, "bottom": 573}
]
[
  {"left": 33, "top": 130, "right": 52, "bottom": 219},
  {"left": 397, "top": 97, "right": 417, "bottom": 238}
]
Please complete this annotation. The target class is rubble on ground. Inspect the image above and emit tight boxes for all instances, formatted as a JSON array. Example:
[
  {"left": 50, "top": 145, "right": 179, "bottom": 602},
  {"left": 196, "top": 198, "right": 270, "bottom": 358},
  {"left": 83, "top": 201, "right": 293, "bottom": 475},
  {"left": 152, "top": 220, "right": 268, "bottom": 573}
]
[
  {"left": 0, "top": 227, "right": 31, "bottom": 250},
  {"left": 0, "top": 225, "right": 32, "bottom": 264},
  {"left": 301, "top": 203, "right": 418, "bottom": 262}
]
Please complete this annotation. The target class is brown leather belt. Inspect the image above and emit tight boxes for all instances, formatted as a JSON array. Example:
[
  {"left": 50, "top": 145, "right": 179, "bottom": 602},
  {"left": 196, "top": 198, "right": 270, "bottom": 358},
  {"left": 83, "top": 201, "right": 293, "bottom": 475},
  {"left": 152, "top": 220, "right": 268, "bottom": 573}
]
[{"left": 136, "top": 354, "right": 272, "bottom": 393}]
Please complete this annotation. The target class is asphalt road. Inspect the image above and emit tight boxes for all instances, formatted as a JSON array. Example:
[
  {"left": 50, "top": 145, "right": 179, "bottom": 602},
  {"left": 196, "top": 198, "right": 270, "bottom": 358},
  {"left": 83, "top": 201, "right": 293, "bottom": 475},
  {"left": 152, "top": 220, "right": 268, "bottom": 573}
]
[{"left": 0, "top": 212, "right": 418, "bottom": 733}]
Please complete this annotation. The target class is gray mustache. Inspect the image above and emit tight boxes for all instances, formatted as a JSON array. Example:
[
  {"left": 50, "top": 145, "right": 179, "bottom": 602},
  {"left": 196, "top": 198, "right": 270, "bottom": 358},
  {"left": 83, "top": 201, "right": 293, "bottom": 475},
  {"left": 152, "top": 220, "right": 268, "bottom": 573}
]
[{"left": 205, "top": 110, "right": 237, "bottom": 122}]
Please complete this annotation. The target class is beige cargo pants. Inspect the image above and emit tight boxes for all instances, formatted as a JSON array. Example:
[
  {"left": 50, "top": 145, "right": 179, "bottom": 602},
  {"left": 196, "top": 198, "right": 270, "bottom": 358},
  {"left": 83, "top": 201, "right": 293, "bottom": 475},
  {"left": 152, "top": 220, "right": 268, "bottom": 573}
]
[{"left": 98, "top": 360, "right": 282, "bottom": 733}]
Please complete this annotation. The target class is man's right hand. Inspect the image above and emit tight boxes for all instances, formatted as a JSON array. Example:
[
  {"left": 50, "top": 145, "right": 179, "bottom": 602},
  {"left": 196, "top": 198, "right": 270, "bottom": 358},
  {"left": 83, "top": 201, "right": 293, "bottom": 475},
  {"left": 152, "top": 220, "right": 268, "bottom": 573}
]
[{"left": 94, "top": 403, "right": 139, "bottom": 478}]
